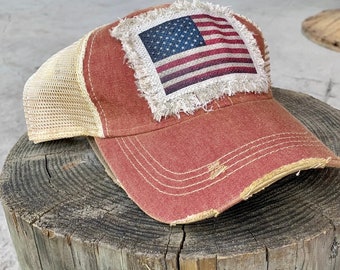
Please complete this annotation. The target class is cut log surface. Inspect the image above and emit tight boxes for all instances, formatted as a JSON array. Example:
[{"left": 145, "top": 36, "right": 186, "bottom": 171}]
[
  {"left": 1, "top": 88, "right": 340, "bottom": 270},
  {"left": 302, "top": 9, "right": 340, "bottom": 52}
]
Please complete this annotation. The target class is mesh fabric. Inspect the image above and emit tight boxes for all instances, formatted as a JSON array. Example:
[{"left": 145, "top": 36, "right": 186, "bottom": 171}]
[{"left": 23, "top": 33, "right": 104, "bottom": 143}]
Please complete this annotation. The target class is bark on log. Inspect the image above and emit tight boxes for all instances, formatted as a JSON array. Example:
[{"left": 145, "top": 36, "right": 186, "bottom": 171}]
[{"left": 1, "top": 88, "right": 340, "bottom": 270}]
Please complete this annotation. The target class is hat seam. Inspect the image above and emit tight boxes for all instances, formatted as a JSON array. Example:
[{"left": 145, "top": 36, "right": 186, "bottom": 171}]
[
  {"left": 77, "top": 30, "right": 105, "bottom": 138},
  {"left": 86, "top": 28, "right": 110, "bottom": 137},
  {"left": 129, "top": 132, "right": 312, "bottom": 177},
  {"left": 103, "top": 94, "right": 272, "bottom": 136},
  {"left": 118, "top": 133, "right": 325, "bottom": 182},
  {"left": 115, "top": 136, "right": 329, "bottom": 195}
]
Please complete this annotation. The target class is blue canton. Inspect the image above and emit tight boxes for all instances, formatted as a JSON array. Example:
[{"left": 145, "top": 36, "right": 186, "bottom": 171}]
[{"left": 139, "top": 16, "right": 206, "bottom": 62}]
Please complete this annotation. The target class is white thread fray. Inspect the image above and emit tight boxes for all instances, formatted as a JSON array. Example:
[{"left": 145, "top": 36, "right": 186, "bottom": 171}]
[{"left": 111, "top": 0, "right": 270, "bottom": 121}]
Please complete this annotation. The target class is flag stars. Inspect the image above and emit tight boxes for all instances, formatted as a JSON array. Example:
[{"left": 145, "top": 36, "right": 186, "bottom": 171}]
[{"left": 139, "top": 15, "right": 206, "bottom": 62}]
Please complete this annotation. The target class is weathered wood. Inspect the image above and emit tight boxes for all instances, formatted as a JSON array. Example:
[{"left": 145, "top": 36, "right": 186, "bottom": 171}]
[
  {"left": 0, "top": 88, "right": 339, "bottom": 270},
  {"left": 302, "top": 9, "right": 340, "bottom": 52}
]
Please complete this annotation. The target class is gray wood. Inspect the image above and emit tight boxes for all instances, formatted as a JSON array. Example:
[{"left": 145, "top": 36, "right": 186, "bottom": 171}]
[{"left": 1, "top": 88, "right": 339, "bottom": 269}]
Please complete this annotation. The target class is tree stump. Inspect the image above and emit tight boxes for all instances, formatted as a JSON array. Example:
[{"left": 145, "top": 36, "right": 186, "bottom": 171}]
[
  {"left": 302, "top": 9, "right": 340, "bottom": 52},
  {"left": 1, "top": 88, "right": 340, "bottom": 270}
]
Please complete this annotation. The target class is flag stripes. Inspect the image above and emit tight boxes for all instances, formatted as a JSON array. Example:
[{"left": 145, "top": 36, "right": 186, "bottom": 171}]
[{"left": 140, "top": 13, "right": 257, "bottom": 95}]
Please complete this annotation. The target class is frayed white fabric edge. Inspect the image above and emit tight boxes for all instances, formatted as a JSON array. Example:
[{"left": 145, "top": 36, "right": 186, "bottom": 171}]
[
  {"left": 111, "top": 0, "right": 270, "bottom": 121},
  {"left": 234, "top": 12, "right": 272, "bottom": 84}
]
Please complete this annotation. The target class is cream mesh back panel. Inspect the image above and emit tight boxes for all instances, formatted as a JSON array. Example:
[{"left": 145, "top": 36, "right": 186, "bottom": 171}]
[{"left": 23, "top": 33, "right": 104, "bottom": 143}]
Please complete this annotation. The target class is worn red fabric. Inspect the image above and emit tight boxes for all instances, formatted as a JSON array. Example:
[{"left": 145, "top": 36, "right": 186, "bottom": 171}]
[
  {"left": 81, "top": 5, "right": 340, "bottom": 224},
  {"left": 94, "top": 98, "right": 339, "bottom": 224},
  {"left": 82, "top": 8, "right": 269, "bottom": 137}
]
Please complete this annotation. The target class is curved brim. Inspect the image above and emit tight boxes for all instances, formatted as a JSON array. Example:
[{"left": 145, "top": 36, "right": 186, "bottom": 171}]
[{"left": 94, "top": 98, "right": 339, "bottom": 225}]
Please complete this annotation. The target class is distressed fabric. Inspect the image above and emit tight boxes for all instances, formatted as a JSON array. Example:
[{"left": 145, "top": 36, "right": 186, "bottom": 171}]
[
  {"left": 23, "top": 1, "right": 340, "bottom": 225},
  {"left": 111, "top": 1, "right": 270, "bottom": 121},
  {"left": 139, "top": 14, "right": 257, "bottom": 95}
]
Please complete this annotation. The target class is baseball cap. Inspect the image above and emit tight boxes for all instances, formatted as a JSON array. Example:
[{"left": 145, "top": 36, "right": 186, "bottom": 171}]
[{"left": 23, "top": 0, "right": 340, "bottom": 225}]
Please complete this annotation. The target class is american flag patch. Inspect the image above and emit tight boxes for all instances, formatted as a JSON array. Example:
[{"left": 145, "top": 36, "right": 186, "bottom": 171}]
[
  {"left": 139, "top": 14, "right": 257, "bottom": 95},
  {"left": 111, "top": 1, "right": 269, "bottom": 120}
]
